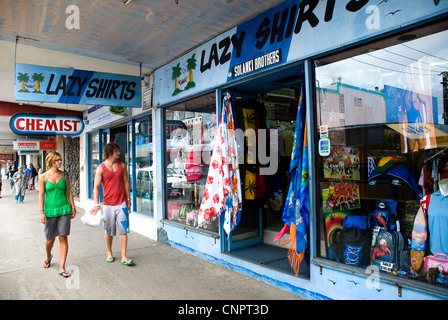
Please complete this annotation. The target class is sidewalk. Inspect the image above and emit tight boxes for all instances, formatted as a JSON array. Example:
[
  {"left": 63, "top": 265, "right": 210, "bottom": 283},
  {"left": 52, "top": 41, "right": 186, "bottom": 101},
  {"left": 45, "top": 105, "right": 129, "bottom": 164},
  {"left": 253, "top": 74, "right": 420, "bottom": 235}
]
[{"left": 0, "top": 182, "right": 303, "bottom": 300}]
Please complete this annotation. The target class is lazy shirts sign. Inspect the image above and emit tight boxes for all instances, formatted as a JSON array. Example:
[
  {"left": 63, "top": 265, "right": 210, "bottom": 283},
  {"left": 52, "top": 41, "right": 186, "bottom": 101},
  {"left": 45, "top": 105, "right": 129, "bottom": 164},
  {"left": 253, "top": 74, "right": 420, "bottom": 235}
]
[{"left": 15, "top": 63, "right": 141, "bottom": 108}]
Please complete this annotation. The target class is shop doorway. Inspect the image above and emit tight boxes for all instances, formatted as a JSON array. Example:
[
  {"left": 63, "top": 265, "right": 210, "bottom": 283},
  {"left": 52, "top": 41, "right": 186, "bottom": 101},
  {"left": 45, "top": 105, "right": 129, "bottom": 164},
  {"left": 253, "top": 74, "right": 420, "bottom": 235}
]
[
  {"left": 110, "top": 124, "right": 128, "bottom": 163},
  {"left": 224, "top": 64, "right": 309, "bottom": 277}
]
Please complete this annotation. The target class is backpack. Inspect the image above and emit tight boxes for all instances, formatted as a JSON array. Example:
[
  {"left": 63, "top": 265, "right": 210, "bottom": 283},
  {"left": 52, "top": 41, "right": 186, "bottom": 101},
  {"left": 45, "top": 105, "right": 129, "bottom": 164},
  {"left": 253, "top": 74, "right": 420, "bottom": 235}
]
[
  {"left": 370, "top": 226, "right": 410, "bottom": 273},
  {"left": 334, "top": 215, "right": 372, "bottom": 267},
  {"left": 372, "top": 199, "right": 397, "bottom": 231}
]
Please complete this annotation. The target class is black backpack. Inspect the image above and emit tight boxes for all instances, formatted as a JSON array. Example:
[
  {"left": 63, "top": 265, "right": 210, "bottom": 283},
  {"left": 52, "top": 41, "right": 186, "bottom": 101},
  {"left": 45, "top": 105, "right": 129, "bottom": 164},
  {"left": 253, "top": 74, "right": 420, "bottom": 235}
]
[{"left": 333, "top": 216, "right": 372, "bottom": 267}]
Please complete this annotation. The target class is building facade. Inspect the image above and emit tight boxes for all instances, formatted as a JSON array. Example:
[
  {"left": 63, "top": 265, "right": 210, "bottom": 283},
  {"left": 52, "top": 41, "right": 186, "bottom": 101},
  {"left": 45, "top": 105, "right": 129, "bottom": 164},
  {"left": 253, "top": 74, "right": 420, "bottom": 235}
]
[{"left": 81, "top": 0, "right": 448, "bottom": 299}]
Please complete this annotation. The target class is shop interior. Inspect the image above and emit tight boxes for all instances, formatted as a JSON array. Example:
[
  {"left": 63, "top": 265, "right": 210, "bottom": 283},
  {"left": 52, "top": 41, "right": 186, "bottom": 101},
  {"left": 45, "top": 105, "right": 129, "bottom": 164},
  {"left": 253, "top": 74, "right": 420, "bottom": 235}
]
[{"left": 225, "top": 63, "right": 309, "bottom": 277}]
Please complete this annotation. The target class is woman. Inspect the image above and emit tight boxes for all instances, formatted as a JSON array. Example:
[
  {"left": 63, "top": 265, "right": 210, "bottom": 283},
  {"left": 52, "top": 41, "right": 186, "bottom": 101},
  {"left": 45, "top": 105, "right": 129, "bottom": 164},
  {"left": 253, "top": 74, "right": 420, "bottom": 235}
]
[
  {"left": 38, "top": 152, "right": 76, "bottom": 278},
  {"left": 12, "top": 166, "right": 26, "bottom": 203}
]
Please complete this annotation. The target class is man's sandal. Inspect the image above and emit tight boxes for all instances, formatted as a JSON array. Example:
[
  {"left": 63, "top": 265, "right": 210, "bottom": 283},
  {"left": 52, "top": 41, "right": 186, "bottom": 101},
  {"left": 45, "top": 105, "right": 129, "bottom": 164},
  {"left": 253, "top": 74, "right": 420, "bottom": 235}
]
[{"left": 121, "top": 259, "right": 134, "bottom": 266}]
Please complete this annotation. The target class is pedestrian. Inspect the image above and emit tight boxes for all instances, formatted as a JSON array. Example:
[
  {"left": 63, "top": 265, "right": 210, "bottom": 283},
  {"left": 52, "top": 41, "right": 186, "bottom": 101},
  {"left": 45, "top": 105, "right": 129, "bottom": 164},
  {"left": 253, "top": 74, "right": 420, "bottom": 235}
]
[
  {"left": 29, "top": 163, "right": 37, "bottom": 190},
  {"left": 24, "top": 164, "right": 30, "bottom": 189},
  {"left": 9, "top": 166, "right": 16, "bottom": 194},
  {"left": 38, "top": 151, "right": 76, "bottom": 278},
  {"left": 12, "top": 166, "right": 26, "bottom": 203},
  {"left": 90, "top": 142, "right": 133, "bottom": 266},
  {"left": 36, "top": 165, "right": 42, "bottom": 191}
]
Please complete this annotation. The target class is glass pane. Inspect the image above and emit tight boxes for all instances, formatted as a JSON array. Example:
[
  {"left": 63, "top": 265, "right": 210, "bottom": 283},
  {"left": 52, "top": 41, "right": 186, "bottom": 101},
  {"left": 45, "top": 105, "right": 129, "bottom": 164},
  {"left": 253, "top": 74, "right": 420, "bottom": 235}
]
[
  {"left": 315, "top": 28, "right": 448, "bottom": 288},
  {"left": 89, "top": 132, "right": 99, "bottom": 199},
  {"left": 135, "top": 115, "right": 154, "bottom": 217},
  {"left": 165, "top": 92, "right": 217, "bottom": 232}
]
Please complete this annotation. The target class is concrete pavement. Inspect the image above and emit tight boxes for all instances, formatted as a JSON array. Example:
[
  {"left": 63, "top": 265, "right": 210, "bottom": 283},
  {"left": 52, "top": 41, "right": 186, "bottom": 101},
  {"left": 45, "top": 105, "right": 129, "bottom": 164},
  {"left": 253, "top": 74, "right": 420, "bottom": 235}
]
[{"left": 0, "top": 179, "right": 303, "bottom": 301}]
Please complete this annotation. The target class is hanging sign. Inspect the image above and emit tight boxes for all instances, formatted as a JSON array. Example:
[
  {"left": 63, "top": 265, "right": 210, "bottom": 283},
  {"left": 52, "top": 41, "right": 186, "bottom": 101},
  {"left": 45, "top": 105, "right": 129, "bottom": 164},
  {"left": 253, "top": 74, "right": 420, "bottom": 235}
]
[
  {"left": 9, "top": 113, "right": 84, "bottom": 137},
  {"left": 15, "top": 63, "right": 141, "bottom": 108},
  {"left": 13, "top": 140, "right": 56, "bottom": 151}
]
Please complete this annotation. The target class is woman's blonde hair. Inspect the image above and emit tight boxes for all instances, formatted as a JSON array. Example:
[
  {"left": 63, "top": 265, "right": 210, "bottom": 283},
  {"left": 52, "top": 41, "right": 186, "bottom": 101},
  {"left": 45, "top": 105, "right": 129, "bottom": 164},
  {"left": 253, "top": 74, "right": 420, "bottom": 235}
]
[{"left": 45, "top": 151, "right": 62, "bottom": 169}]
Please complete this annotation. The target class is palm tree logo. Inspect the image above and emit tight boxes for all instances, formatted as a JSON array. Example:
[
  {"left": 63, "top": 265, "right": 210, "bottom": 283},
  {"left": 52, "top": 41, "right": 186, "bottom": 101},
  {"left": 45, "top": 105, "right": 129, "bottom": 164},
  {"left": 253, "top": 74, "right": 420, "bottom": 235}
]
[
  {"left": 17, "top": 72, "right": 45, "bottom": 94},
  {"left": 171, "top": 53, "right": 196, "bottom": 96},
  {"left": 31, "top": 73, "right": 45, "bottom": 93},
  {"left": 17, "top": 72, "right": 30, "bottom": 92}
]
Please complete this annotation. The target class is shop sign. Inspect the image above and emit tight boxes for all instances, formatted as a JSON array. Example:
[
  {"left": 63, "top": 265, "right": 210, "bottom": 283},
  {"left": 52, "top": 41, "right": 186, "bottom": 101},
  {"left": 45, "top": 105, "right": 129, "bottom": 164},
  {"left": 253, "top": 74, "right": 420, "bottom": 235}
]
[
  {"left": 13, "top": 140, "right": 57, "bottom": 151},
  {"left": 9, "top": 113, "right": 84, "bottom": 137},
  {"left": 155, "top": 0, "right": 447, "bottom": 106},
  {"left": 137, "top": 120, "right": 187, "bottom": 139},
  {"left": 0, "top": 154, "right": 14, "bottom": 161},
  {"left": 87, "top": 105, "right": 129, "bottom": 128},
  {"left": 18, "top": 150, "right": 42, "bottom": 156},
  {"left": 15, "top": 63, "right": 141, "bottom": 108}
]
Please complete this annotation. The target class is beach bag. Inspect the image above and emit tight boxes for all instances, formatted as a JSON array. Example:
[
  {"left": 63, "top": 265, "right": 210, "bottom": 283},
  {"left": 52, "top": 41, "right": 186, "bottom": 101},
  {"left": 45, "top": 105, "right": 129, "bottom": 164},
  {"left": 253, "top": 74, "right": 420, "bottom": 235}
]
[
  {"left": 424, "top": 253, "right": 448, "bottom": 272},
  {"left": 168, "top": 192, "right": 182, "bottom": 220},
  {"left": 178, "top": 203, "right": 194, "bottom": 222},
  {"left": 186, "top": 210, "right": 198, "bottom": 226},
  {"left": 186, "top": 151, "right": 202, "bottom": 181}
]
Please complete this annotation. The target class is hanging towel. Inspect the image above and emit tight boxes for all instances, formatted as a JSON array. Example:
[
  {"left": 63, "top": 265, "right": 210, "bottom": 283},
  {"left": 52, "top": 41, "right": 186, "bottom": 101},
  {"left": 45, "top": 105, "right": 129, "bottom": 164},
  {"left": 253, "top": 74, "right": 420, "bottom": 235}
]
[
  {"left": 274, "top": 84, "right": 310, "bottom": 276},
  {"left": 198, "top": 92, "right": 243, "bottom": 235}
]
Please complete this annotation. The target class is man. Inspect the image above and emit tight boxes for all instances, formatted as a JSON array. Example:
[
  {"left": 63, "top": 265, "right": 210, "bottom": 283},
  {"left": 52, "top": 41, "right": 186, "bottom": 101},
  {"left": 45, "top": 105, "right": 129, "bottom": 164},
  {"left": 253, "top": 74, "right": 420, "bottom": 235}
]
[
  {"left": 91, "top": 142, "right": 133, "bottom": 265},
  {"left": 29, "top": 163, "right": 37, "bottom": 190}
]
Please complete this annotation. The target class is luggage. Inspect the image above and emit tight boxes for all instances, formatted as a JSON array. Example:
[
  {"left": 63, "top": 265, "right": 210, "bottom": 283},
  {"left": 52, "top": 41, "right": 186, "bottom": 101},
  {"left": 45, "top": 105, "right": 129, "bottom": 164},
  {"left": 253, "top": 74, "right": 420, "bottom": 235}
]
[{"left": 168, "top": 192, "right": 182, "bottom": 221}]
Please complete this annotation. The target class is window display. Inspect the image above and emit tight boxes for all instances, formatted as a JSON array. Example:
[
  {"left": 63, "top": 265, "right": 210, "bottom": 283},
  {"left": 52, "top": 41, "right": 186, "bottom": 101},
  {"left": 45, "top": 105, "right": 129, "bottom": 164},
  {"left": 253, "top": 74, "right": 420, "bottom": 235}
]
[
  {"left": 88, "top": 132, "right": 99, "bottom": 199},
  {"left": 134, "top": 115, "right": 154, "bottom": 217},
  {"left": 315, "top": 27, "right": 448, "bottom": 289},
  {"left": 164, "top": 92, "right": 217, "bottom": 232}
]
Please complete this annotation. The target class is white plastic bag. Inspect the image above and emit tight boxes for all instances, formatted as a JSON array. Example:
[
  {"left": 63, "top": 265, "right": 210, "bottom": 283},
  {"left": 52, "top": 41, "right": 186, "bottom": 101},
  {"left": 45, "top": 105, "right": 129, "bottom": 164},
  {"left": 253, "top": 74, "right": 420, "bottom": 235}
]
[{"left": 81, "top": 206, "right": 102, "bottom": 227}]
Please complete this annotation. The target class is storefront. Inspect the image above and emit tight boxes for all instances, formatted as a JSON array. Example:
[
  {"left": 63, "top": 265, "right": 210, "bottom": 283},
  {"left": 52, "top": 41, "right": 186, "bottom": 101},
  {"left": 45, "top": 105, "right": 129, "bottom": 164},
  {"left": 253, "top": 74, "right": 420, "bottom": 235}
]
[
  {"left": 152, "top": 0, "right": 448, "bottom": 299},
  {"left": 83, "top": 104, "right": 159, "bottom": 238}
]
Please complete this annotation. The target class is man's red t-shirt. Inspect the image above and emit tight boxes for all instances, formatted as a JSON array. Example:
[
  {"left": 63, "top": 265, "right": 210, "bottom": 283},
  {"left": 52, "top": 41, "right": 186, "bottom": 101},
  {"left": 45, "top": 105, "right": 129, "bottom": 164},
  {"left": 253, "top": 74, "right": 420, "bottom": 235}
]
[{"left": 100, "top": 161, "right": 127, "bottom": 206}]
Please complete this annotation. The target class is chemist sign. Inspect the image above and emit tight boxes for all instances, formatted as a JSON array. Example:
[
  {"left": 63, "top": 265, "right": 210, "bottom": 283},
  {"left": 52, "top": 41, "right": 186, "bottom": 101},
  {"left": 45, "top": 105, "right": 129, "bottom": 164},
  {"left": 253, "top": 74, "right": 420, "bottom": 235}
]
[
  {"left": 15, "top": 63, "right": 141, "bottom": 108},
  {"left": 9, "top": 113, "right": 84, "bottom": 137}
]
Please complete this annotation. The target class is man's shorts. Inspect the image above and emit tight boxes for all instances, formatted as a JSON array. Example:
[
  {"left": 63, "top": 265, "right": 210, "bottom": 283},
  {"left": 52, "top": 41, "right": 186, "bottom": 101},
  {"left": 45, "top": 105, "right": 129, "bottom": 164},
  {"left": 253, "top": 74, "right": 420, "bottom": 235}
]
[
  {"left": 102, "top": 202, "right": 130, "bottom": 236},
  {"left": 44, "top": 214, "right": 71, "bottom": 240}
]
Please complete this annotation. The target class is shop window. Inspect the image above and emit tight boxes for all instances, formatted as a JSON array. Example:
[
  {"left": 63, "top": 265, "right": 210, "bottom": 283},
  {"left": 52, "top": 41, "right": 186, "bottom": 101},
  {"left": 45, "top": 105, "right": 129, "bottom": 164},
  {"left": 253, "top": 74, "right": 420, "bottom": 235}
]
[
  {"left": 164, "top": 92, "right": 217, "bottom": 232},
  {"left": 88, "top": 131, "right": 100, "bottom": 199},
  {"left": 314, "top": 27, "right": 448, "bottom": 290},
  {"left": 134, "top": 115, "right": 154, "bottom": 217}
]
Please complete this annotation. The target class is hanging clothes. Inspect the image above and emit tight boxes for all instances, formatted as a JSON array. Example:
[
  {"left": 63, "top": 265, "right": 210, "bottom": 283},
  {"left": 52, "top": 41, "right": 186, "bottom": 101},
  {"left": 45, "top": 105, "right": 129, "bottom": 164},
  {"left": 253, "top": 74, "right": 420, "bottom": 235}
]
[
  {"left": 274, "top": 84, "right": 310, "bottom": 276},
  {"left": 198, "top": 92, "right": 243, "bottom": 235}
]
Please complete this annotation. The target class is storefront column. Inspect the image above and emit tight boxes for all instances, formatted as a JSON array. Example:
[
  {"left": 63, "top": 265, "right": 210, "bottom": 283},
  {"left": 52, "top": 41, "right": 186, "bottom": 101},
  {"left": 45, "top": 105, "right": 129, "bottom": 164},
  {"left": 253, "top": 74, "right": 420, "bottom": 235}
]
[{"left": 154, "top": 106, "right": 166, "bottom": 239}]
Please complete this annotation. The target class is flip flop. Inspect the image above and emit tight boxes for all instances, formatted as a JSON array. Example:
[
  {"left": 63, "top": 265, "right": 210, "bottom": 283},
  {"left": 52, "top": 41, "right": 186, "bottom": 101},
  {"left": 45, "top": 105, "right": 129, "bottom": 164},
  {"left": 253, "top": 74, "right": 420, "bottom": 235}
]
[
  {"left": 43, "top": 255, "right": 53, "bottom": 269},
  {"left": 106, "top": 256, "right": 115, "bottom": 263},
  {"left": 59, "top": 271, "right": 71, "bottom": 278},
  {"left": 121, "top": 259, "right": 134, "bottom": 266}
]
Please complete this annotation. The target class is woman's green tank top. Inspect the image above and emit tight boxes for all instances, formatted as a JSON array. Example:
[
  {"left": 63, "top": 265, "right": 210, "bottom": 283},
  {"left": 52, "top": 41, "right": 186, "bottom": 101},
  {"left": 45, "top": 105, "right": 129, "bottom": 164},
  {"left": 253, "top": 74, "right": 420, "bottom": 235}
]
[{"left": 44, "top": 177, "right": 71, "bottom": 218}]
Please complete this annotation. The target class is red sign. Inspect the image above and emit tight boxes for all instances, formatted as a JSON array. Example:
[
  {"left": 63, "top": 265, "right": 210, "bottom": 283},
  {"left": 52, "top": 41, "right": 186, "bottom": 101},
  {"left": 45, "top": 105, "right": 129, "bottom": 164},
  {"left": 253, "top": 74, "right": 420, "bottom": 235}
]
[
  {"left": 39, "top": 141, "right": 57, "bottom": 150},
  {"left": 0, "top": 154, "right": 14, "bottom": 160}
]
